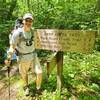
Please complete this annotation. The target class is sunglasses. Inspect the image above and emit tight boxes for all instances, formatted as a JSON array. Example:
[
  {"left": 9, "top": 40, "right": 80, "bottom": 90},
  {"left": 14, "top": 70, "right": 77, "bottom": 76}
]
[{"left": 25, "top": 19, "right": 33, "bottom": 23}]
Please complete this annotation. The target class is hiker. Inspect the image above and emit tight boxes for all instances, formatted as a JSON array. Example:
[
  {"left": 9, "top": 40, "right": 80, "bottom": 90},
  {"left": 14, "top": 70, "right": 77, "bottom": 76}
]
[{"left": 5, "top": 13, "right": 42, "bottom": 96}]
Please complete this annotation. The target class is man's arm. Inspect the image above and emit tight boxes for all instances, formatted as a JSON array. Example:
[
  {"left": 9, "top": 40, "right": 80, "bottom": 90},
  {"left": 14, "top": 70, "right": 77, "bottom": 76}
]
[
  {"left": 4, "top": 44, "right": 16, "bottom": 66},
  {"left": 5, "top": 29, "right": 19, "bottom": 65},
  {"left": 7, "top": 44, "right": 16, "bottom": 61}
]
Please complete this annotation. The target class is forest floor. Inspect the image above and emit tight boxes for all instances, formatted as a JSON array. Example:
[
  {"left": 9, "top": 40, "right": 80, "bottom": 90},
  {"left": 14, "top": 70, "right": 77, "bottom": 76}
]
[
  {"left": 0, "top": 51, "right": 100, "bottom": 100},
  {"left": 0, "top": 65, "right": 42, "bottom": 100}
]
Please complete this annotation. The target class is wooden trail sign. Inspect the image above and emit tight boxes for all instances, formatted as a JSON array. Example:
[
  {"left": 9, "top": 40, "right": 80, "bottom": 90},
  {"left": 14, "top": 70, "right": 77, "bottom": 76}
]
[
  {"left": 34, "top": 29, "right": 96, "bottom": 90},
  {"left": 34, "top": 29, "right": 96, "bottom": 53}
]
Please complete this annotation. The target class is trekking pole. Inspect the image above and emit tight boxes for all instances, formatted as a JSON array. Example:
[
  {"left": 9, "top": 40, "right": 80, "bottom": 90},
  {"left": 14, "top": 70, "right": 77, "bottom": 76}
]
[{"left": 7, "top": 65, "right": 11, "bottom": 100}]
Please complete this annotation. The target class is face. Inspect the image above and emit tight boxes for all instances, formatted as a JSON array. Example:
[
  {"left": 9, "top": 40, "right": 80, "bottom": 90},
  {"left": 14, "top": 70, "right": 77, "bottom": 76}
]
[{"left": 24, "top": 18, "right": 33, "bottom": 28}]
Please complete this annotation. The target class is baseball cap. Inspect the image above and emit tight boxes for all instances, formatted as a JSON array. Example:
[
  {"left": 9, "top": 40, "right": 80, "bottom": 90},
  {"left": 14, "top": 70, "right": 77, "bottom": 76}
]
[{"left": 23, "top": 13, "right": 33, "bottom": 20}]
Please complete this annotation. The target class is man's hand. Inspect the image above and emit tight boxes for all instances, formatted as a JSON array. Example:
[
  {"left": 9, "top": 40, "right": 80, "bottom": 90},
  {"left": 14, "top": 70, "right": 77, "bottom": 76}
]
[
  {"left": 4, "top": 59, "right": 11, "bottom": 73},
  {"left": 4, "top": 59, "right": 11, "bottom": 66}
]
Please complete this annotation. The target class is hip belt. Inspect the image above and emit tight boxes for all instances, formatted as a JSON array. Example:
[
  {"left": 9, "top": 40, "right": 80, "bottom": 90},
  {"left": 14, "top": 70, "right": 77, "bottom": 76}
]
[
  {"left": 15, "top": 49, "right": 35, "bottom": 56},
  {"left": 19, "top": 52, "right": 33, "bottom": 55}
]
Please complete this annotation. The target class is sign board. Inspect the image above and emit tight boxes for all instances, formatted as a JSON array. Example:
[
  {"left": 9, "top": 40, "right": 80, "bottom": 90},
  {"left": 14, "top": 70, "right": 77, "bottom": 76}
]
[{"left": 34, "top": 29, "right": 96, "bottom": 53}]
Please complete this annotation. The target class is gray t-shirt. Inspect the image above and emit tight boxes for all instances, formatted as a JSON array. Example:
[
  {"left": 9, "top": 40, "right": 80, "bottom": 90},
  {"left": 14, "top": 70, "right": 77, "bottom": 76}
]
[{"left": 10, "top": 28, "right": 35, "bottom": 61}]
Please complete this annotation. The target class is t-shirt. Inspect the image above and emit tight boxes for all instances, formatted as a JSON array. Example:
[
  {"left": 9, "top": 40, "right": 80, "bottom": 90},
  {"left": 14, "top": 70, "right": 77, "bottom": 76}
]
[{"left": 10, "top": 28, "right": 35, "bottom": 61}]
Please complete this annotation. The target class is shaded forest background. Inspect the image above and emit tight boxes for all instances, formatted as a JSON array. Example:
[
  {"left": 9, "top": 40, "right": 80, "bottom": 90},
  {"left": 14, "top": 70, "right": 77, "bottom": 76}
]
[{"left": 0, "top": 0, "right": 100, "bottom": 49}]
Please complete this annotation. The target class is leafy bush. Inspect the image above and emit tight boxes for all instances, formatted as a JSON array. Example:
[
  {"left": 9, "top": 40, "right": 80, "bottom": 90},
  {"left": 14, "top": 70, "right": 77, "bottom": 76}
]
[{"left": 0, "top": 44, "right": 6, "bottom": 64}]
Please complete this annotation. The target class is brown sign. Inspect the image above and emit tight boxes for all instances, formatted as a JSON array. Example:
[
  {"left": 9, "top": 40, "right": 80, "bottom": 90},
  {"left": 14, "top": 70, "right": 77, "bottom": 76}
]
[{"left": 34, "top": 29, "right": 96, "bottom": 53}]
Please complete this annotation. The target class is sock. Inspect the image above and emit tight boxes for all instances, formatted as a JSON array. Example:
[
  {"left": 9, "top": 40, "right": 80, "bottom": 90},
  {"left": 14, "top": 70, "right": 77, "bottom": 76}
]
[{"left": 36, "top": 86, "right": 40, "bottom": 90}]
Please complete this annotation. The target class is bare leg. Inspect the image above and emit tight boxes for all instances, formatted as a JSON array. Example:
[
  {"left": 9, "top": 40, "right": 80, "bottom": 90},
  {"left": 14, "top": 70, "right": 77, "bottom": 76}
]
[
  {"left": 34, "top": 53, "right": 42, "bottom": 90},
  {"left": 21, "top": 74, "right": 28, "bottom": 87},
  {"left": 36, "top": 73, "right": 42, "bottom": 90}
]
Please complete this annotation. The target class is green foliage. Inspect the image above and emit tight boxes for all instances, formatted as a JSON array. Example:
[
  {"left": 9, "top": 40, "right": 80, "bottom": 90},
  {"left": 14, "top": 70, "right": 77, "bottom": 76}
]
[
  {"left": 38, "top": 51, "right": 99, "bottom": 99},
  {"left": 0, "top": 20, "right": 14, "bottom": 46},
  {"left": 78, "top": 93, "right": 100, "bottom": 100},
  {"left": 63, "top": 51, "right": 100, "bottom": 96},
  {"left": 1, "top": 0, "right": 99, "bottom": 29},
  {"left": 95, "top": 35, "right": 100, "bottom": 51},
  {"left": 0, "top": 0, "right": 99, "bottom": 51},
  {"left": 0, "top": 44, "right": 6, "bottom": 64}
]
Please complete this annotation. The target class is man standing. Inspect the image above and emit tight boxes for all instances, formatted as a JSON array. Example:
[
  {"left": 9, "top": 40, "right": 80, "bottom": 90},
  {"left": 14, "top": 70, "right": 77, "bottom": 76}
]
[{"left": 5, "top": 13, "right": 42, "bottom": 96}]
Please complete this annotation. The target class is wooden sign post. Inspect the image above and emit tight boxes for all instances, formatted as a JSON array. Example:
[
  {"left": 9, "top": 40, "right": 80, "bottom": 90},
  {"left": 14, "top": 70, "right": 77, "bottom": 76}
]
[
  {"left": 56, "top": 51, "right": 63, "bottom": 90},
  {"left": 34, "top": 29, "right": 96, "bottom": 90}
]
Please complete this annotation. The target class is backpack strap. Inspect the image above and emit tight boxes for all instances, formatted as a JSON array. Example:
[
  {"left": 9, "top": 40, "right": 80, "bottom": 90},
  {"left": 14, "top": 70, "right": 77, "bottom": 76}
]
[{"left": 18, "top": 28, "right": 34, "bottom": 40}]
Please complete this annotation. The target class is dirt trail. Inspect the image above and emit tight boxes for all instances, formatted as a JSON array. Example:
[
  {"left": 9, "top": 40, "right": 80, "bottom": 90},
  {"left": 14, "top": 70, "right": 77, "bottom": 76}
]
[
  {"left": 0, "top": 65, "right": 40, "bottom": 100},
  {"left": 0, "top": 65, "right": 19, "bottom": 100}
]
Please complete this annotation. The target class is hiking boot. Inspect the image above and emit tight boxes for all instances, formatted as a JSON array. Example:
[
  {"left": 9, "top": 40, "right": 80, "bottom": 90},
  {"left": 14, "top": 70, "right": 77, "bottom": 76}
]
[{"left": 24, "top": 86, "right": 29, "bottom": 96}]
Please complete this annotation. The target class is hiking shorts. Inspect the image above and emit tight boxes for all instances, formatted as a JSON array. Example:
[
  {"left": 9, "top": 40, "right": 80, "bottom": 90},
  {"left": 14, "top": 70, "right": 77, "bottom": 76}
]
[{"left": 18, "top": 55, "right": 42, "bottom": 79}]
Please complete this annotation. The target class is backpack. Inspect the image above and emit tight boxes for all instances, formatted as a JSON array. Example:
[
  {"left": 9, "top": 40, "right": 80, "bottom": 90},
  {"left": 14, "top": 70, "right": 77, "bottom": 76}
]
[
  {"left": 14, "top": 18, "right": 23, "bottom": 29},
  {"left": 9, "top": 18, "right": 23, "bottom": 41}
]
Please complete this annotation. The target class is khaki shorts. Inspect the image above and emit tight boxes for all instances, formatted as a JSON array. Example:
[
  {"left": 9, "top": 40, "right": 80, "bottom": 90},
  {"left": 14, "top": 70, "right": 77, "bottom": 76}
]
[{"left": 18, "top": 56, "right": 42, "bottom": 78}]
